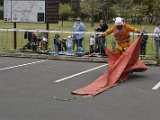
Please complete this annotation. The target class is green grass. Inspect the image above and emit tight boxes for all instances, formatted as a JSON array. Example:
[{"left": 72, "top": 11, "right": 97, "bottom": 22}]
[{"left": 0, "top": 20, "right": 158, "bottom": 59}]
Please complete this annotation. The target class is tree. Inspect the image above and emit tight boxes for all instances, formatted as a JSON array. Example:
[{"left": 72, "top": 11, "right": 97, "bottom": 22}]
[
  {"left": 140, "top": 0, "right": 158, "bottom": 24},
  {"left": 80, "top": 0, "right": 101, "bottom": 26},
  {"left": 0, "top": 0, "right": 3, "bottom": 6},
  {"left": 59, "top": 3, "right": 72, "bottom": 26},
  {"left": 60, "top": 0, "right": 70, "bottom": 3},
  {"left": 70, "top": 0, "right": 81, "bottom": 18}
]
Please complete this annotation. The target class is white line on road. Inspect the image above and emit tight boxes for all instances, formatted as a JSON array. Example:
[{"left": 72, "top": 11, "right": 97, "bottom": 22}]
[
  {"left": 0, "top": 60, "right": 48, "bottom": 71},
  {"left": 54, "top": 64, "right": 108, "bottom": 83},
  {"left": 152, "top": 81, "right": 160, "bottom": 90}
]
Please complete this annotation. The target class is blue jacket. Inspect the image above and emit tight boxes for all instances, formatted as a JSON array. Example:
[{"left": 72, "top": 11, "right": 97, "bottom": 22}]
[{"left": 73, "top": 22, "right": 85, "bottom": 40}]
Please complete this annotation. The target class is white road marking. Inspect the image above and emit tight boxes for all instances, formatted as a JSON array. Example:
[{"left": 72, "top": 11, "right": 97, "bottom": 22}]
[
  {"left": 152, "top": 81, "right": 160, "bottom": 90},
  {"left": 54, "top": 64, "right": 108, "bottom": 83},
  {"left": 0, "top": 60, "right": 48, "bottom": 71}
]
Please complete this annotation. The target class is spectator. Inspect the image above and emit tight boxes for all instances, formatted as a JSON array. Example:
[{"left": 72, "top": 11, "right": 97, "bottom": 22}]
[
  {"left": 140, "top": 26, "right": 148, "bottom": 59},
  {"left": 89, "top": 34, "right": 95, "bottom": 53},
  {"left": 95, "top": 19, "right": 108, "bottom": 56},
  {"left": 61, "top": 38, "right": 67, "bottom": 51},
  {"left": 23, "top": 32, "right": 37, "bottom": 51},
  {"left": 73, "top": 17, "right": 86, "bottom": 52},
  {"left": 53, "top": 33, "right": 60, "bottom": 53},
  {"left": 41, "top": 37, "right": 48, "bottom": 51},
  {"left": 153, "top": 22, "right": 160, "bottom": 59},
  {"left": 71, "top": 35, "right": 76, "bottom": 51},
  {"left": 66, "top": 36, "right": 73, "bottom": 53}
]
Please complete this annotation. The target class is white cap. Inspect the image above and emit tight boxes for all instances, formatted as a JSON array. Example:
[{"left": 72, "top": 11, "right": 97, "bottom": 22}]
[
  {"left": 115, "top": 17, "right": 123, "bottom": 26},
  {"left": 42, "top": 37, "right": 47, "bottom": 42}
]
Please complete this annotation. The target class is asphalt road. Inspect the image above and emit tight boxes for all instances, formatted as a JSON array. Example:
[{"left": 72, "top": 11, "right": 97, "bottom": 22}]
[{"left": 0, "top": 57, "right": 160, "bottom": 120}]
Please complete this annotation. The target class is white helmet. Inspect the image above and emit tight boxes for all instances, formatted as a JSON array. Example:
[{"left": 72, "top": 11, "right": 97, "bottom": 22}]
[
  {"left": 114, "top": 17, "right": 124, "bottom": 26},
  {"left": 42, "top": 37, "right": 47, "bottom": 42}
]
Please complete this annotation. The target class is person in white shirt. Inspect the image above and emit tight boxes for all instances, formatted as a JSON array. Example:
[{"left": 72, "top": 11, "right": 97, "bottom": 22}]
[
  {"left": 153, "top": 23, "right": 160, "bottom": 58},
  {"left": 89, "top": 35, "right": 95, "bottom": 53}
]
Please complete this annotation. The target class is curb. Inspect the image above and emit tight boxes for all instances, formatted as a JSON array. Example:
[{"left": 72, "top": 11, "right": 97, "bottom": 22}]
[
  {"left": 0, "top": 52, "right": 108, "bottom": 63},
  {"left": 0, "top": 52, "right": 158, "bottom": 65}
]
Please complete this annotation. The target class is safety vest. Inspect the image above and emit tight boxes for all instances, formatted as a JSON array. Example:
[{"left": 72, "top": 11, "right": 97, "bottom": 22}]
[{"left": 113, "top": 25, "right": 128, "bottom": 41}]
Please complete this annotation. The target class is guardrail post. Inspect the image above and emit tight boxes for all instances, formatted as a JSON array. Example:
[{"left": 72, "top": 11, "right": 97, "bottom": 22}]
[{"left": 14, "top": 22, "right": 17, "bottom": 49}]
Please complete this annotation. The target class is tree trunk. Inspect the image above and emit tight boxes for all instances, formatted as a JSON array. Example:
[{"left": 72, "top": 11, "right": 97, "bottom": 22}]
[
  {"left": 61, "top": 14, "right": 64, "bottom": 27},
  {"left": 91, "top": 16, "right": 94, "bottom": 27}
]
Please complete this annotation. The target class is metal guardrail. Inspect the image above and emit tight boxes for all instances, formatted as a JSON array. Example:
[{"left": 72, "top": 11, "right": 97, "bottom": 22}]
[{"left": 0, "top": 28, "right": 159, "bottom": 59}]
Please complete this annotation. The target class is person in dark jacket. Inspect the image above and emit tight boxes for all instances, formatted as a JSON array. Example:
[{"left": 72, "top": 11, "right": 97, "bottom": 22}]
[
  {"left": 95, "top": 19, "right": 108, "bottom": 57},
  {"left": 53, "top": 33, "right": 60, "bottom": 53},
  {"left": 140, "top": 26, "right": 148, "bottom": 59},
  {"left": 23, "top": 32, "right": 37, "bottom": 51}
]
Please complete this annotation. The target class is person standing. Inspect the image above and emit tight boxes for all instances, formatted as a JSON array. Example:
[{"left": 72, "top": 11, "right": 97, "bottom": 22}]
[
  {"left": 73, "top": 17, "right": 86, "bottom": 52},
  {"left": 66, "top": 36, "right": 73, "bottom": 53},
  {"left": 140, "top": 26, "right": 148, "bottom": 59},
  {"left": 95, "top": 19, "right": 108, "bottom": 56},
  {"left": 153, "top": 23, "right": 160, "bottom": 59},
  {"left": 53, "top": 33, "right": 60, "bottom": 53},
  {"left": 100, "top": 17, "right": 140, "bottom": 55}
]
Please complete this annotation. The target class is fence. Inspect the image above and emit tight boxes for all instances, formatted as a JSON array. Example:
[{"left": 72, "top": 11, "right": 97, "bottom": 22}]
[{"left": 0, "top": 28, "right": 159, "bottom": 59}]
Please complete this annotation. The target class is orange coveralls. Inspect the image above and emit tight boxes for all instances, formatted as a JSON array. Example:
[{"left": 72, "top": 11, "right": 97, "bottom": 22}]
[{"left": 102, "top": 23, "right": 140, "bottom": 55}]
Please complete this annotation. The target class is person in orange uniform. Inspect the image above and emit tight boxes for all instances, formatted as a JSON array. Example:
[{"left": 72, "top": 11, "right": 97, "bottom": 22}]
[{"left": 101, "top": 17, "right": 140, "bottom": 55}]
